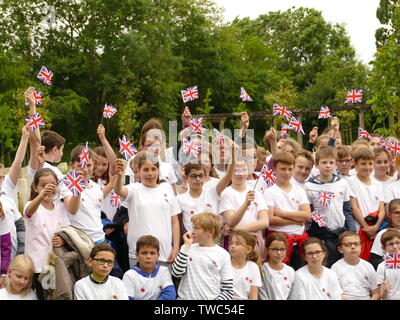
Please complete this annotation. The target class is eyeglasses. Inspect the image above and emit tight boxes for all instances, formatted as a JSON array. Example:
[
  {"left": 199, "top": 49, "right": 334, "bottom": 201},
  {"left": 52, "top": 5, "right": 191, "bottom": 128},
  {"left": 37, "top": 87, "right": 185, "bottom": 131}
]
[
  {"left": 386, "top": 241, "right": 400, "bottom": 248},
  {"left": 189, "top": 174, "right": 205, "bottom": 180},
  {"left": 269, "top": 248, "right": 286, "bottom": 253},
  {"left": 337, "top": 159, "right": 352, "bottom": 164},
  {"left": 341, "top": 242, "right": 361, "bottom": 248},
  {"left": 305, "top": 250, "right": 324, "bottom": 257},
  {"left": 93, "top": 258, "right": 114, "bottom": 266}
]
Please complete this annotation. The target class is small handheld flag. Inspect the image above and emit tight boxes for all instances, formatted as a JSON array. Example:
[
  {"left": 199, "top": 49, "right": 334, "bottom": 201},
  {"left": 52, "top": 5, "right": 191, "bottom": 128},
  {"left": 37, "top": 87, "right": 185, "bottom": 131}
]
[
  {"left": 183, "top": 138, "right": 202, "bottom": 158},
  {"left": 25, "top": 113, "right": 46, "bottom": 131},
  {"left": 103, "top": 104, "right": 117, "bottom": 119},
  {"left": 189, "top": 118, "right": 207, "bottom": 134},
  {"left": 212, "top": 128, "right": 225, "bottom": 145},
  {"left": 79, "top": 142, "right": 89, "bottom": 168},
  {"left": 273, "top": 103, "right": 293, "bottom": 121},
  {"left": 358, "top": 128, "right": 371, "bottom": 139},
  {"left": 25, "top": 90, "right": 43, "bottom": 106},
  {"left": 37, "top": 66, "right": 54, "bottom": 85},
  {"left": 181, "top": 86, "right": 199, "bottom": 103},
  {"left": 240, "top": 87, "right": 253, "bottom": 102},
  {"left": 281, "top": 123, "right": 289, "bottom": 137},
  {"left": 385, "top": 253, "right": 400, "bottom": 269},
  {"left": 119, "top": 136, "right": 137, "bottom": 160},
  {"left": 318, "top": 106, "right": 331, "bottom": 119},
  {"left": 388, "top": 140, "right": 400, "bottom": 156},
  {"left": 378, "top": 137, "right": 387, "bottom": 149},
  {"left": 110, "top": 190, "right": 121, "bottom": 208},
  {"left": 62, "top": 169, "right": 87, "bottom": 196},
  {"left": 260, "top": 164, "right": 276, "bottom": 186},
  {"left": 288, "top": 116, "right": 305, "bottom": 135},
  {"left": 345, "top": 89, "right": 363, "bottom": 104},
  {"left": 311, "top": 211, "right": 328, "bottom": 228}
]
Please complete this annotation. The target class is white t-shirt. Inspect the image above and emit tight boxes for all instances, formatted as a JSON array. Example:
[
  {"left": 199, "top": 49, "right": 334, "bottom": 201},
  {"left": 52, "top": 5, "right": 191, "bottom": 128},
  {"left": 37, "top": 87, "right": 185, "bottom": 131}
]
[
  {"left": 74, "top": 275, "right": 129, "bottom": 300},
  {"left": 246, "top": 178, "right": 268, "bottom": 195},
  {"left": 0, "top": 288, "right": 37, "bottom": 300},
  {"left": 177, "top": 244, "right": 233, "bottom": 300},
  {"left": 0, "top": 175, "right": 17, "bottom": 205},
  {"left": 260, "top": 262, "right": 295, "bottom": 300},
  {"left": 0, "top": 194, "right": 21, "bottom": 258},
  {"left": 24, "top": 201, "right": 70, "bottom": 273},
  {"left": 203, "top": 177, "right": 219, "bottom": 192},
  {"left": 125, "top": 159, "right": 178, "bottom": 186},
  {"left": 97, "top": 178, "right": 118, "bottom": 222},
  {"left": 304, "top": 178, "right": 348, "bottom": 231},
  {"left": 219, "top": 185, "right": 267, "bottom": 228},
  {"left": 214, "top": 167, "right": 226, "bottom": 179},
  {"left": 178, "top": 187, "right": 219, "bottom": 232},
  {"left": 67, "top": 180, "right": 105, "bottom": 243},
  {"left": 264, "top": 183, "right": 310, "bottom": 235},
  {"left": 125, "top": 182, "right": 181, "bottom": 262},
  {"left": 371, "top": 228, "right": 393, "bottom": 258},
  {"left": 122, "top": 264, "right": 174, "bottom": 300},
  {"left": 289, "top": 265, "right": 343, "bottom": 300},
  {"left": 331, "top": 258, "right": 378, "bottom": 300},
  {"left": 290, "top": 177, "right": 306, "bottom": 190},
  {"left": 232, "top": 260, "right": 262, "bottom": 300},
  {"left": 384, "top": 180, "right": 400, "bottom": 204},
  {"left": 377, "top": 261, "right": 400, "bottom": 300},
  {"left": 373, "top": 176, "right": 396, "bottom": 202},
  {"left": 347, "top": 175, "right": 384, "bottom": 231}
]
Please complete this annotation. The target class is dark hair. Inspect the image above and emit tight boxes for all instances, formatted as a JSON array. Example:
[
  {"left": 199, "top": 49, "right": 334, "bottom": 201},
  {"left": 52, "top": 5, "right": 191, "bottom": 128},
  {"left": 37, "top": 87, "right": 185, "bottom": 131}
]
[
  {"left": 388, "top": 199, "right": 400, "bottom": 214},
  {"left": 136, "top": 235, "right": 160, "bottom": 253},
  {"left": 315, "top": 145, "right": 337, "bottom": 163},
  {"left": 90, "top": 243, "right": 116, "bottom": 259},
  {"left": 381, "top": 228, "right": 400, "bottom": 248},
  {"left": 294, "top": 149, "right": 314, "bottom": 164},
  {"left": 265, "top": 232, "right": 288, "bottom": 249},
  {"left": 354, "top": 147, "right": 374, "bottom": 164},
  {"left": 184, "top": 163, "right": 206, "bottom": 177},
  {"left": 30, "top": 168, "right": 58, "bottom": 200},
  {"left": 70, "top": 145, "right": 95, "bottom": 164},
  {"left": 302, "top": 237, "right": 328, "bottom": 265},
  {"left": 93, "top": 146, "right": 109, "bottom": 183},
  {"left": 41, "top": 130, "right": 65, "bottom": 153}
]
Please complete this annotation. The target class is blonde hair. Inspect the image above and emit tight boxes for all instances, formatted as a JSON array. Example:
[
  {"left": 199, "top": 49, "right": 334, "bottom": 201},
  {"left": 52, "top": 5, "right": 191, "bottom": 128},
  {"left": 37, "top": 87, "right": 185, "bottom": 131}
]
[
  {"left": 5, "top": 255, "right": 35, "bottom": 296},
  {"left": 191, "top": 212, "right": 221, "bottom": 240}
]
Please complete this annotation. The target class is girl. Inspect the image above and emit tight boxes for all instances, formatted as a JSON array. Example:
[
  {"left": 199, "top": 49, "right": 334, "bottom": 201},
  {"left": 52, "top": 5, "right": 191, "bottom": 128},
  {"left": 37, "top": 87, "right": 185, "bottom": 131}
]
[
  {"left": 0, "top": 255, "right": 37, "bottom": 300},
  {"left": 229, "top": 230, "right": 262, "bottom": 300},
  {"left": 289, "top": 237, "right": 343, "bottom": 300},
  {"left": 219, "top": 160, "right": 269, "bottom": 259},
  {"left": 114, "top": 152, "right": 180, "bottom": 269},
  {"left": 259, "top": 232, "right": 295, "bottom": 300},
  {"left": 24, "top": 168, "right": 77, "bottom": 299},
  {"left": 373, "top": 147, "right": 395, "bottom": 197}
]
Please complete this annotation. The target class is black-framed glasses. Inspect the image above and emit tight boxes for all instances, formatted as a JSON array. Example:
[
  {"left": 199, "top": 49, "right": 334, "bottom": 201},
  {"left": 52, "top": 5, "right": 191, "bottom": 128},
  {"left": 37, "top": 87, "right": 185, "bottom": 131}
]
[
  {"left": 305, "top": 250, "right": 324, "bottom": 257},
  {"left": 341, "top": 242, "right": 361, "bottom": 248},
  {"left": 269, "top": 248, "right": 286, "bottom": 252},
  {"left": 93, "top": 258, "right": 114, "bottom": 266},
  {"left": 189, "top": 174, "right": 205, "bottom": 179}
]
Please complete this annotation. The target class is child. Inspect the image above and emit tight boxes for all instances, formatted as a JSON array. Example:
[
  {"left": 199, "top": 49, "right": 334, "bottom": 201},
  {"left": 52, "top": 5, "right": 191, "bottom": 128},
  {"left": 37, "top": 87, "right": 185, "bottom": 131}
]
[
  {"left": 373, "top": 147, "right": 395, "bottom": 196},
  {"left": 114, "top": 152, "right": 180, "bottom": 268},
  {"left": 0, "top": 255, "right": 37, "bottom": 300},
  {"left": 336, "top": 145, "right": 354, "bottom": 180},
  {"left": 305, "top": 146, "right": 355, "bottom": 267},
  {"left": 377, "top": 228, "right": 400, "bottom": 300},
  {"left": 370, "top": 199, "right": 400, "bottom": 269},
  {"left": 229, "top": 230, "right": 262, "bottom": 300},
  {"left": 264, "top": 152, "right": 311, "bottom": 268},
  {"left": 348, "top": 147, "right": 385, "bottom": 261},
  {"left": 292, "top": 149, "right": 314, "bottom": 188},
  {"left": 24, "top": 168, "right": 79, "bottom": 299},
  {"left": 172, "top": 212, "right": 233, "bottom": 300},
  {"left": 219, "top": 160, "right": 268, "bottom": 259},
  {"left": 74, "top": 243, "right": 128, "bottom": 300},
  {"left": 67, "top": 145, "right": 106, "bottom": 244},
  {"left": 122, "top": 235, "right": 176, "bottom": 300},
  {"left": 331, "top": 231, "right": 379, "bottom": 300},
  {"left": 289, "top": 237, "right": 342, "bottom": 300},
  {"left": 259, "top": 232, "right": 295, "bottom": 300}
]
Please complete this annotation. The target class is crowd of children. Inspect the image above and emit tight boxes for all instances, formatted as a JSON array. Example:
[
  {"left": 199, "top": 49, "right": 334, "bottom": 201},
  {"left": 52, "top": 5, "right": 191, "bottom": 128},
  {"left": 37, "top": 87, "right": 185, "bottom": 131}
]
[{"left": 1, "top": 88, "right": 400, "bottom": 300}]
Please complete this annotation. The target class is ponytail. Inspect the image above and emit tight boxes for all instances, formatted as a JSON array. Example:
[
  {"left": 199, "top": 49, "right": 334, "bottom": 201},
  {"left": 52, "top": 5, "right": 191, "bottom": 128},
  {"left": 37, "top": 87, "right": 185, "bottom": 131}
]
[{"left": 231, "top": 230, "right": 263, "bottom": 273}]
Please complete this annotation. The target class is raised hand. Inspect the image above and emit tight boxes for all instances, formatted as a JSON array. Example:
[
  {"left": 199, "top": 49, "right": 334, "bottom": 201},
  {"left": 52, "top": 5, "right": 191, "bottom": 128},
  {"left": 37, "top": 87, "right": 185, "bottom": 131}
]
[
  {"left": 246, "top": 190, "right": 256, "bottom": 206},
  {"left": 309, "top": 127, "right": 318, "bottom": 143},
  {"left": 40, "top": 183, "right": 57, "bottom": 199},
  {"left": 181, "top": 106, "right": 192, "bottom": 127},
  {"left": 36, "top": 146, "right": 46, "bottom": 167},
  {"left": 115, "top": 158, "right": 125, "bottom": 176},
  {"left": 182, "top": 232, "right": 193, "bottom": 247},
  {"left": 97, "top": 124, "right": 106, "bottom": 140}
]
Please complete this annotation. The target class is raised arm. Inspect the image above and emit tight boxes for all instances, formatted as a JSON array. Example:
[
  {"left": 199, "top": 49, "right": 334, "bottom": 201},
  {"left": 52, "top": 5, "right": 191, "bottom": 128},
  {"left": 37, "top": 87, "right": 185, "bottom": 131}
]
[
  {"left": 97, "top": 124, "right": 117, "bottom": 176},
  {"left": 25, "top": 183, "right": 57, "bottom": 218},
  {"left": 7, "top": 124, "right": 30, "bottom": 186},
  {"left": 114, "top": 159, "right": 129, "bottom": 199},
  {"left": 216, "top": 141, "right": 237, "bottom": 197}
]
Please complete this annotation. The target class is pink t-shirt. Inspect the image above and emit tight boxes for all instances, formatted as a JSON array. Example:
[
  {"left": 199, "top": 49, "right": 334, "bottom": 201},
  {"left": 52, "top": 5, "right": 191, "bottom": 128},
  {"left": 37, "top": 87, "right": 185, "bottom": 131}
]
[{"left": 23, "top": 201, "right": 70, "bottom": 273}]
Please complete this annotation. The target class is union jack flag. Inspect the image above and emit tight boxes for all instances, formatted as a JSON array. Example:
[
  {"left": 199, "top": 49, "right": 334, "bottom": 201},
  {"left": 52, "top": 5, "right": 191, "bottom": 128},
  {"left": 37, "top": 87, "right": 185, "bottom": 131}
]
[
  {"left": 212, "top": 128, "right": 224, "bottom": 145},
  {"left": 103, "top": 104, "right": 117, "bottom": 119},
  {"left": 119, "top": 135, "right": 137, "bottom": 160},
  {"left": 385, "top": 253, "right": 400, "bottom": 269},
  {"left": 25, "top": 90, "right": 43, "bottom": 106},
  {"left": 181, "top": 86, "right": 199, "bottom": 103},
  {"left": 388, "top": 140, "right": 400, "bottom": 155},
  {"left": 260, "top": 164, "right": 276, "bottom": 186},
  {"left": 288, "top": 116, "right": 305, "bottom": 135},
  {"left": 79, "top": 142, "right": 90, "bottom": 168},
  {"left": 345, "top": 89, "right": 363, "bottom": 104},
  {"left": 273, "top": 103, "right": 293, "bottom": 121},
  {"left": 183, "top": 138, "right": 201, "bottom": 158},
  {"left": 281, "top": 123, "right": 289, "bottom": 137},
  {"left": 37, "top": 66, "right": 54, "bottom": 85},
  {"left": 62, "top": 169, "right": 87, "bottom": 196},
  {"left": 311, "top": 211, "right": 328, "bottom": 228},
  {"left": 358, "top": 128, "right": 371, "bottom": 139},
  {"left": 110, "top": 190, "right": 121, "bottom": 208},
  {"left": 378, "top": 137, "right": 387, "bottom": 149},
  {"left": 189, "top": 118, "right": 207, "bottom": 134},
  {"left": 318, "top": 106, "right": 331, "bottom": 119},
  {"left": 25, "top": 113, "right": 46, "bottom": 131},
  {"left": 318, "top": 191, "right": 335, "bottom": 207},
  {"left": 240, "top": 87, "right": 253, "bottom": 102}
]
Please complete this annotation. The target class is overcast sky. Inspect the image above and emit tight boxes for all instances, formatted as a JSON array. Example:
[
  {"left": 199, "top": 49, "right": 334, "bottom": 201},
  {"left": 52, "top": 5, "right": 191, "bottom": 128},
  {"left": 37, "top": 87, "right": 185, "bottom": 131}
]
[{"left": 214, "top": 0, "right": 382, "bottom": 64}]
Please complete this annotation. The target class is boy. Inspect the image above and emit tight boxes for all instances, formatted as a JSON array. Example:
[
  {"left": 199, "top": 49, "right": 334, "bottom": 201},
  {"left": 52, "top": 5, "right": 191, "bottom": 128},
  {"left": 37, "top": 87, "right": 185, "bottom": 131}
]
[
  {"left": 122, "top": 235, "right": 176, "bottom": 300},
  {"left": 291, "top": 150, "right": 314, "bottom": 188},
  {"left": 331, "top": 231, "right": 379, "bottom": 300},
  {"left": 172, "top": 212, "right": 233, "bottom": 300},
  {"left": 264, "top": 152, "right": 311, "bottom": 267},
  {"left": 74, "top": 243, "right": 128, "bottom": 300},
  {"left": 304, "top": 146, "right": 355, "bottom": 266},
  {"left": 348, "top": 147, "right": 385, "bottom": 261},
  {"left": 377, "top": 228, "right": 400, "bottom": 300},
  {"left": 336, "top": 145, "right": 354, "bottom": 180}
]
